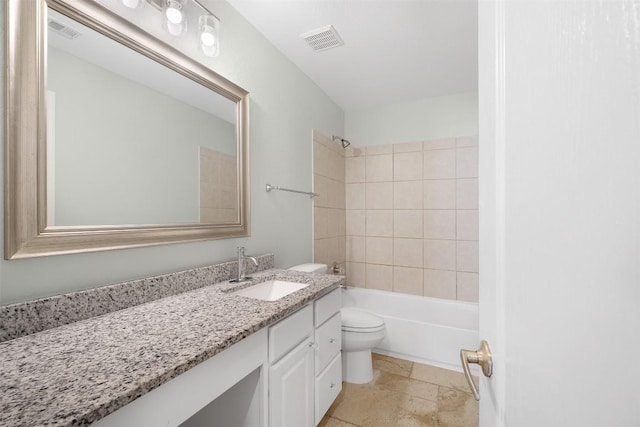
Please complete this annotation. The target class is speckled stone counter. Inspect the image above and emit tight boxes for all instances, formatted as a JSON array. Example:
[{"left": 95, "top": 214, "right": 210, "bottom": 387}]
[
  {"left": 0, "top": 255, "right": 274, "bottom": 342},
  {"left": 0, "top": 268, "right": 344, "bottom": 426}
]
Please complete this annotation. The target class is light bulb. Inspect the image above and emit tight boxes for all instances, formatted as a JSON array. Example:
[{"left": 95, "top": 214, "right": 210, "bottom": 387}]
[
  {"left": 200, "top": 28, "right": 215, "bottom": 47},
  {"left": 199, "top": 15, "right": 220, "bottom": 57},
  {"left": 165, "top": 6, "right": 183, "bottom": 24},
  {"left": 121, "top": 0, "right": 143, "bottom": 8},
  {"left": 163, "top": 0, "right": 186, "bottom": 36}
]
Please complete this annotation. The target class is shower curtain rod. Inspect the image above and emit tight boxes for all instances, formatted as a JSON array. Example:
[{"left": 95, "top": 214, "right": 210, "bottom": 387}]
[{"left": 265, "top": 184, "right": 319, "bottom": 199}]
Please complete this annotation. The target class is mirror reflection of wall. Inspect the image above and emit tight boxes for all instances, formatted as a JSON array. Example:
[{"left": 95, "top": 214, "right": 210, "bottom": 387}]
[{"left": 46, "top": 9, "right": 237, "bottom": 226}]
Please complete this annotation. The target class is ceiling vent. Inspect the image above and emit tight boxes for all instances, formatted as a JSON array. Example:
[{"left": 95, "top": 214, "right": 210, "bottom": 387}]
[
  {"left": 48, "top": 19, "right": 82, "bottom": 40},
  {"left": 301, "top": 25, "right": 344, "bottom": 52}
]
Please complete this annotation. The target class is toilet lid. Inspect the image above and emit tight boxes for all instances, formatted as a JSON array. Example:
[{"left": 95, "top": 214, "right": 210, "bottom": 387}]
[{"left": 341, "top": 307, "right": 385, "bottom": 330}]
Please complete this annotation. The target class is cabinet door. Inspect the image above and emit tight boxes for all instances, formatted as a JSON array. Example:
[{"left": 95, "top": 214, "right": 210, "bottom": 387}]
[{"left": 269, "top": 338, "right": 314, "bottom": 427}]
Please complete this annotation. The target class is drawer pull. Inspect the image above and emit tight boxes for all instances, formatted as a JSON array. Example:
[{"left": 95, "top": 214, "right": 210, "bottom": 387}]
[
  {"left": 330, "top": 383, "right": 336, "bottom": 389},
  {"left": 329, "top": 338, "right": 336, "bottom": 344},
  {"left": 308, "top": 341, "right": 319, "bottom": 349}
]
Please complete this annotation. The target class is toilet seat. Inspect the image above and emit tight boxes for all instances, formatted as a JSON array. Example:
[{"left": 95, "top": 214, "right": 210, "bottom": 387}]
[{"left": 341, "top": 308, "right": 385, "bottom": 332}]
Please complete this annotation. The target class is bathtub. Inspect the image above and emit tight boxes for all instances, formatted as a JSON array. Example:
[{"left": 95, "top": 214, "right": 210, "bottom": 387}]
[{"left": 341, "top": 287, "right": 479, "bottom": 372}]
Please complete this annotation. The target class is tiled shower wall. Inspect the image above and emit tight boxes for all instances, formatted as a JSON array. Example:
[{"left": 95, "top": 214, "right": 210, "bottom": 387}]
[
  {"left": 312, "top": 131, "right": 347, "bottom": 273},
  {"left": 344, "top": 137, "right": 479, "bottom": 302},
  {"left": 199, "top": 147, "right": 238, "bottom": 223}
]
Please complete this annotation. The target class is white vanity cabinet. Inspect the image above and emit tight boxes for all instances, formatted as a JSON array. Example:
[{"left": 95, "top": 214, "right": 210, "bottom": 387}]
[
  {"left": 268, "top": 304, "right": 315, "bottom": 427},
  {"left": 312, "top": 288, "right": 343, "bottom": 424},
  {"left": 267, "top": 288, "right": 342, "bottom": 427}
]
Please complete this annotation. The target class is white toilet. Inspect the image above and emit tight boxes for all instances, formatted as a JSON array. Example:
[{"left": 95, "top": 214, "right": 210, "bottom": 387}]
[
  {"left": 340, "top": 307, "right": 386, "bottom": 384},
  {"left": 287, "top": 263, "right": 386, "bottom": 384}
]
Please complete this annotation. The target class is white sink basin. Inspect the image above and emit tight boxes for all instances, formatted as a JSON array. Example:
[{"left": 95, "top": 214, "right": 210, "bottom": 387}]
[{"left": 231, "top": 280, "right": 309, "bottom": 301}]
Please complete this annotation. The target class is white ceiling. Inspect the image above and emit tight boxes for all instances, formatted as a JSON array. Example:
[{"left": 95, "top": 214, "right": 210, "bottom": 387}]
[{"left": 225, "top": 0, "right": 478, "bottom": 111}]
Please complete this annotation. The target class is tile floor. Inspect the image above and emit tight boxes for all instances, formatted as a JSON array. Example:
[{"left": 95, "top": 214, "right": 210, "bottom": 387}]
[{"left": 319, "top": 353, "right": 478, "bottom": 427}]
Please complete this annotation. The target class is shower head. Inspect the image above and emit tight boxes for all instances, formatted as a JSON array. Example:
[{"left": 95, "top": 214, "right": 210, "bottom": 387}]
[{"left": 332, "top": 135, "right": 351, "bottom": 148}]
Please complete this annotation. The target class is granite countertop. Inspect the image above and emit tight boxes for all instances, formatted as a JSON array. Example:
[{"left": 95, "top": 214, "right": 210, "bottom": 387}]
[{"left": 0, "top": 269, "right": 343, "bottom": 427}]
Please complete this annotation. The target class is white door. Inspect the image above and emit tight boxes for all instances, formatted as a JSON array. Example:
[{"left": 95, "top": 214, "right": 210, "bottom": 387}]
[
  {"left": 269, "top": 338, "right": 315, "bottom": 427},
  {"left": 477, "top": 1, "right": 640, "bottom": 426}
]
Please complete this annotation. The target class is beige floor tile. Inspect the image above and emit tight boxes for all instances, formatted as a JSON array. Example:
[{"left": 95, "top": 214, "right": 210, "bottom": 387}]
[
  {"left": 327, "top": 383, "right": 437, "bottom": 427},
  {"left": 329, "top": 354, "right": 478, "bottom": 427},
  {"left": 437, "top": 386, "right": 479, "bottom": 427},
  {"left": 410, "top": 362, "right": 474, "bottom": 392},
  {"left": 318, "top": 416, "right": 360, "bottom": 427},
  {"left": 372, "top": 353, "right": 413, "bottom": 377},
  {"left": 370, "top": 369, "right": 439, "bottom": 402}
]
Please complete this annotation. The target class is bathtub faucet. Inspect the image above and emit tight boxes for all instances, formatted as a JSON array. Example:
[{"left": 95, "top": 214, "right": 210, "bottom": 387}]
[{"left": 231, "top": 246, "right": 258, "bottom": 283}]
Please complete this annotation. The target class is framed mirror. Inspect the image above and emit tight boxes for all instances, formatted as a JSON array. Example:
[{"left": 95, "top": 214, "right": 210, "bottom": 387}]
[{"left": 5, "top": 0, "right": 250, "bottom": 259}]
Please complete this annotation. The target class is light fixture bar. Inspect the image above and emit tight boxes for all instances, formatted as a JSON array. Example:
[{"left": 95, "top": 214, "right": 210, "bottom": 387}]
[{"left": 118, "top": 0, "right": 221, "bottom": 57}]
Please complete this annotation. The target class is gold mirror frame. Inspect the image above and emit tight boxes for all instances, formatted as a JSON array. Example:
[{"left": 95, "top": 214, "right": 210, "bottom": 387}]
[{"left": 5, "top": 0, "right": 250, "bottom": 259}]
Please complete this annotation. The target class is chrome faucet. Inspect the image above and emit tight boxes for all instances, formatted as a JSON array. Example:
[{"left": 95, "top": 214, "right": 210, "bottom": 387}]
[{"left": 230, "top": 246, "right": 258, "bottom": 283}]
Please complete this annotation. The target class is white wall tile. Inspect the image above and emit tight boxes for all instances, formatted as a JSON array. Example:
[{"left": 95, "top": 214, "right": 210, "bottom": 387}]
[
  {"left": 366, "top": 182, "right": 394, "bottom": 209},
  {"left": 456, "top": 178, "right": 478, "bottom": 209},
  {"left": 393, "top": 238, "right": 423, "bottom": 268},
  {"left": 393, "top": 181, "right": 423, "bottom": 209},
  {"left": 346, "top": 209, "right": 366, "bottom": 236},
  {"left": 394, "top": 152, "right": 423, "bottom": 181},
  {"left": 366, "top": 210, "right": 393, "bottom": 237},
  {"left": 457, "top": 240, "right": 479, "bottom": 272},
  {"left": 457, "top": 272, "right": 479, "bottom": 302},
  {"left": 394, "top": 210, "right": 423, "bottom": 238},
  {"left": 366, "top": 154, "right": 393, "bottom": 182},
  {"left": 456, "top": 147, "right": 478, "bottom": 178},
  {"left": 345, "top": 156, "right": 366, "bottom": 183},
  {"left": 393, "top": 267, "right": 424, "bottom": 296},
  {"left": 423, "top": 239, "right": 456, "bottom": 270},
  {"left": 365, "top": 237, "right": 393, "bottom": 264},
  {"left": 424, "top": 149, "right": 456, "bottom": 179},
  {"left": 424, "top": 269, "right": 457, "bottom": 299},
  {"left": 457, "top": 210, "right": 479, "bottom": 241},
  {"left": 424, "top": 210, "right": 456, "bottom": 240},
  {"left": 365, "top": 264, "right": 393, "bottom": 291}
]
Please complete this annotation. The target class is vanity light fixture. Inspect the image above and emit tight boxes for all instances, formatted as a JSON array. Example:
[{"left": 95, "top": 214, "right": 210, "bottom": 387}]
[
  {"left": 121, "top": 0, "right": 144, "bottom": 9},
  {"left": 120, "top": 0, "right": 220, "bottom": 57},
  {"left": 163, "top": 0, "right": 186, "bottom": 36},
  {"left": 199, "top": 14, "right": 219, "bottom": 57}
]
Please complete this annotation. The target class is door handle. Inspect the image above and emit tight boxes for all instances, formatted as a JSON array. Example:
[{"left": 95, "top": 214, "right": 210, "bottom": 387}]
[{"left": 460, "top": 340, "right": 493, "bottom": 401}]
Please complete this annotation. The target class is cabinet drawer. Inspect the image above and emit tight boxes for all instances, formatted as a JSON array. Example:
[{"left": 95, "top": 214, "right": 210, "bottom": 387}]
[
  {"left": 315, "top": 312, "right": 341, "bottom": 373},
  {"left": 315, "top": 352, "right": 342, "bottom": 425},
  {"left": 314, "top": 288, "right": 342, "bottom": 327},
  {"left": 269, "top": 304, "right": 313, "bottom": 363}
]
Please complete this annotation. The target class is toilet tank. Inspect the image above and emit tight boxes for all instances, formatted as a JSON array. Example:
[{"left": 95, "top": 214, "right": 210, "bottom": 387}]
[{"left": 288, "top": 263, "right": 328, "bottom": 274}]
